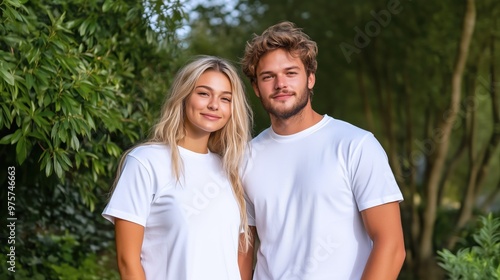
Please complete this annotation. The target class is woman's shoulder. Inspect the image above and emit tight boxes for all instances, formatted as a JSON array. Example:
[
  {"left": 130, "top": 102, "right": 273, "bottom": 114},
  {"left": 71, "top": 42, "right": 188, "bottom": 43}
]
[{"left": 126, "top": 143, "right": 171, "bottom": 163}]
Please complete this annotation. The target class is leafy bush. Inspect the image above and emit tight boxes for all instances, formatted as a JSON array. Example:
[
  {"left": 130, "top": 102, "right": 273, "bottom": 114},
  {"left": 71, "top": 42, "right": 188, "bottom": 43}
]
[
  {"left": 437, "top": 214, "right": 500, "bottom": 280},
  {"left": 1, "top": 232, "right": 119, "bottom": 279},
  {"left": 0, "top": 0, "right": 186, "bottom": 278}
]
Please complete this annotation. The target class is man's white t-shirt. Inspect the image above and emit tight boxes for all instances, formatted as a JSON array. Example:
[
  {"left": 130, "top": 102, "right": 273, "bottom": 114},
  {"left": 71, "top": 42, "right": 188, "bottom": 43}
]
[
  {"left": 102, "top": 144, "right": 241, "bottom": 280},
  {"left": 242, "top": 115, "right": 403, "bottom": 280}
]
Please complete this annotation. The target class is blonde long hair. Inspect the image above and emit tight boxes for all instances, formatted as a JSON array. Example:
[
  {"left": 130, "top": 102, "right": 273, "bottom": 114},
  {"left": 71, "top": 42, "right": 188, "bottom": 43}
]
[{"left": 112, "top": 55, "right": 253, "bottom": 250}]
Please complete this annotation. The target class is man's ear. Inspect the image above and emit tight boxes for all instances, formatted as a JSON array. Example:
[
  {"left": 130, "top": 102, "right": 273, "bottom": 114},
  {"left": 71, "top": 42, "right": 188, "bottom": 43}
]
[
  {"left": 307, "top": 73, "right": 316, "bottom": 90},
  {"left": 252, "top": 82, "right": 261, "bottom": 98}
]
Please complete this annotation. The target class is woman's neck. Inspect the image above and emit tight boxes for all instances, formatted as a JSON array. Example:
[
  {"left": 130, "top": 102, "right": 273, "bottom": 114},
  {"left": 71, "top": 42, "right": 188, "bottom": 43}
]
[{"left": 178, "top": 135, "right": 210, "bottom": 154}]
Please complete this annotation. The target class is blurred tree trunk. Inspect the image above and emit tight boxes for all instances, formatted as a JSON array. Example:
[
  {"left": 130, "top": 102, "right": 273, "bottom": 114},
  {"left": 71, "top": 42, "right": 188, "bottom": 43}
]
[
  {"left": 456, "top": 35, "right": 500, "bottom": 240},
  {"left": 418, "top": 0, "right": 476, "bottom": 277},
  {"left": 479, "top": 37, "right": 500, "bottom": 212},
  {"left": 402, "top": 68, "right": 421, "bottom": 273}
]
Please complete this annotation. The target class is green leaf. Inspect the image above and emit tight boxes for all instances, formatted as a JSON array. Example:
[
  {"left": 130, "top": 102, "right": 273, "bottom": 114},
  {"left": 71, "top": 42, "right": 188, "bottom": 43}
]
[
  {"left": 28, "top": 131, "right": 47, "bottom": 141},
  {"left": 25, "top": 72, "right": 34, "bottom": 90},
  {"left": 43, "top": 94, "right": 52, "bottom": 107},
  {"left": 78, "top": 19, "right": 89, "bottom": 36},
  {"left": 54, "top": 12, "right": 66, "bottom": 28},
  {"left": 70, "top": 130, "right": 80, "bottom": 150},
  {"left": 65, "top": 19, "right": 82, "bottom": 29},
  {"left": 4, "top": 5, "right": 24, "bottom": 21},
  {"left": 33, "top": 112, "right": 50, "bottom": 127},
  {"left": 0, "top": 68, "right": 15, "bottom": 85},
  {"left": 16, "top": 136, "right": 28, "bottom": 164},
  {"left": 53, "top": 152, "right": 63, "bottom": 178},
  {"left": 50, "top": 122, "right": 59, "bottom": 140},
  {"left": 6, "top": 129, "right": 22, "bottom": 144},
  {"left": 57, "top": 125, "right": 68, "bottom": 143},
  {"left": 102, "top": 0, "right": 113, "bottom": 12},
  {"left": 0, "top": 134, "right": 12, "bottom": 145},
  {"left": 39, "top": 149, "right": 52, "bottom": 176},
  {"left": 105, "top": 141, "right": 121, "bottom": 157}
]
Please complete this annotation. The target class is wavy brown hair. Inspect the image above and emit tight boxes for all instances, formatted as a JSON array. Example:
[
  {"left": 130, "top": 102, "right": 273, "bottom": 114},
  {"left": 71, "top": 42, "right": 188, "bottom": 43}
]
[{"left": 241, "top": 21, "right": 318, "bottom": 85}]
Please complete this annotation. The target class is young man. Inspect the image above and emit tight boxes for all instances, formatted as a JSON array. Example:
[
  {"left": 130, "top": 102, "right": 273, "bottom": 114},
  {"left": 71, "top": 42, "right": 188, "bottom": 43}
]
[{"left": 239, "top": 21, "right": 406, "bottom": 280}]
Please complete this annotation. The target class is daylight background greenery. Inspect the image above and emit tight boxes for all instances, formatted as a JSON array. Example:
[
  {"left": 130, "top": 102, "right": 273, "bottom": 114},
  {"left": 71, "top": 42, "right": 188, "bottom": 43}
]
[{"left": 1, "top": 0, "right": 499, "bottom": 279}]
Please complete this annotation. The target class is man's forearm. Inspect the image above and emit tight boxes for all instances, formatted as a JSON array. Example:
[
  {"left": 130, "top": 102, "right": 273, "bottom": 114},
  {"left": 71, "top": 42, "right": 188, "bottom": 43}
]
[{"left": 361, "top": 240, "right": 406, "bottom": 280}]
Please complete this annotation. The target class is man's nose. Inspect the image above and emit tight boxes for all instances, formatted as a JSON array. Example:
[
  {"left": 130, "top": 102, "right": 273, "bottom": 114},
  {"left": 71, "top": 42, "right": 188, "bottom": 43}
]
[{"left": 274, "top": 75, "right": 286, "bottom": 90}]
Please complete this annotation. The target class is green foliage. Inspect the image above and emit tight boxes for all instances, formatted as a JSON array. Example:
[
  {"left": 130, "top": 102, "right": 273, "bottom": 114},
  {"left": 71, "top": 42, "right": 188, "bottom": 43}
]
[
  {"left": 0, "top": 0, "right": 185, "bottom": 208},
  {"left": 0, "top": 0, "right": 186, "bottom": 278},
  {"left": 50, "top": 253, "right": 119, "bottom": 280},
  {"left": 1, "top": 232, "right": 119, "bottom": 279},
  {"left": 6, "top": 180, "right": 117, "bottom": 277},
  {"left": 437, "top": 214, "right": 500, "bottom": 280}
]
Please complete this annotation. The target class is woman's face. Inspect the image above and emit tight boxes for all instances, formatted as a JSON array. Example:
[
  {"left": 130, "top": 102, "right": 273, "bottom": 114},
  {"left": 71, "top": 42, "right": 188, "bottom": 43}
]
[{"left": 184, "top": 70, "right": 233, "bottom": 138}]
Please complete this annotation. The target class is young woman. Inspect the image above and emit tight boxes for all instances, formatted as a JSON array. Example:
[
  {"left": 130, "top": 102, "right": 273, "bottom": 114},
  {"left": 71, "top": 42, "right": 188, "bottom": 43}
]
[{"left": 102, "top": 56, "right": 252, "bottom": 280}]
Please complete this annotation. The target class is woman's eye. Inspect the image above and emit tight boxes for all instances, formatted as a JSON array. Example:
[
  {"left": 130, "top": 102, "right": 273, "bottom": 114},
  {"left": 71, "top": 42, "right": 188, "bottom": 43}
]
[
  {"left": 198, "top": 92, "right": 209, "bottom": 96},
  {"left": 222, "top": 97, "right": 232, "bottom": 102}
]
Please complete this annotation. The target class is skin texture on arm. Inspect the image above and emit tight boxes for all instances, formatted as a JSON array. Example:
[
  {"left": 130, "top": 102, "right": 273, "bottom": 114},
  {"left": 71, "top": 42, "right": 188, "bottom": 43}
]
[
  {"left": 115, "top": 218, "right": 146, "bottom": 280},
  {"left": 238, "top": 226, "right": 257, "bottom": 280},
  {"left": 361, "top": 201, "right": 406, "bottom": 280}
]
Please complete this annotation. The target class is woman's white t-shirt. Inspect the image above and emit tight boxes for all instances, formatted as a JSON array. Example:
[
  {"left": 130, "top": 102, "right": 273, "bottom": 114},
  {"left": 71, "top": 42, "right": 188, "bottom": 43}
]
[{"left": 102, "top": 144, "right": 241, "bottom": 280}]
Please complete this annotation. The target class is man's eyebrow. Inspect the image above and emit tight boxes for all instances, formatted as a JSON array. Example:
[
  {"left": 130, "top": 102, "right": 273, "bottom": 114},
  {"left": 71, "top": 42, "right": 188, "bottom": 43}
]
[
  {"left": 284, "top": 66, "right": 301, "bottom": 71},
  {"left": 257, "top": 71, "right": 274, "bottom": 77},
  {"left": 257, "top": 66, "right": 301, "bottom": 76}
]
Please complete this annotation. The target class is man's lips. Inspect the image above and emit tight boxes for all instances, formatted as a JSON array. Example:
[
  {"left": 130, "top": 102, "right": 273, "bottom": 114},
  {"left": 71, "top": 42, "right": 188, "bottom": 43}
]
[{"left": 272, "top": 92, "right": 293, "bottom": 100}]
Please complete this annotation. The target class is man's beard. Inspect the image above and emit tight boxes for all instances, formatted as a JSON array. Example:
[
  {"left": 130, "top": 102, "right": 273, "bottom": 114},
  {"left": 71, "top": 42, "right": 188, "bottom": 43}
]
[{"left": 259, "top": 86, "right": 311, "bottom": 120}]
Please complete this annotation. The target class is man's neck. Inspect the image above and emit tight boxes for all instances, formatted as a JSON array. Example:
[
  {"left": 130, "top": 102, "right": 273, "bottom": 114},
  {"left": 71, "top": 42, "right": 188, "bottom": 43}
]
[{"left": 270, "top": 109, "right": 323, "bottom": 135}]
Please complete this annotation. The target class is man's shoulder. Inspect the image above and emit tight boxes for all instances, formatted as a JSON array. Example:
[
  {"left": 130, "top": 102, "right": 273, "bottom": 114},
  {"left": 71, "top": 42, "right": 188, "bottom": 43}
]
[
  {"left": 327, "top": 116, "right": 368, "bottom": 132},
  {"left": 318, "top": 116, "right": 372, "bottom": 142},
  {"left": 250, "top": 127, "right": 273, "bottom": 144}
]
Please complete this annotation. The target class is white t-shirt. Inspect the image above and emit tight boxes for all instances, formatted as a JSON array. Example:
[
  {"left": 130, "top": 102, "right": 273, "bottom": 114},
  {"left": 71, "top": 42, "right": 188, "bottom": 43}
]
[
  {"left": 242, "top": 115, "right": 403, "bottom": 280},
  {"left": 102, "top": 144, "right": 241, "bottom": 280}
]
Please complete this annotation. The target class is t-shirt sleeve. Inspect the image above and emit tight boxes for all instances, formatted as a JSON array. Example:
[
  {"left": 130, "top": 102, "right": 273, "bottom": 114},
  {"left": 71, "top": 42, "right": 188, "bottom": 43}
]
[
  {"left": 244, "top": 192, "right": 256, "bottom": 226},
  {"left": 350, "top": 133, "right": 403, "bottom": 211},
  {"left": 102, "top": 155, "right": 153, "bottom": 226},
  {"left": 241, "top": 147, "right": 257, "bottom": 227}
]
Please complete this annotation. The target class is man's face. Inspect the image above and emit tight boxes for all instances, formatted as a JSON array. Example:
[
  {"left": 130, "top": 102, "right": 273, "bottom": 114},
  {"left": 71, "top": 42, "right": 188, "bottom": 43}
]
[{"left": 253, "top": 48, "right": 315, "bottom": 120}]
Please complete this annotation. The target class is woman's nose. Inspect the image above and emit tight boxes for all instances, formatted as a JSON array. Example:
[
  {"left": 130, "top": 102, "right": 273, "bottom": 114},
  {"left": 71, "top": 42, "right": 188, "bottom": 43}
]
[{"left": 208, "top": 98, "right": 218, "bottom": 110}]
